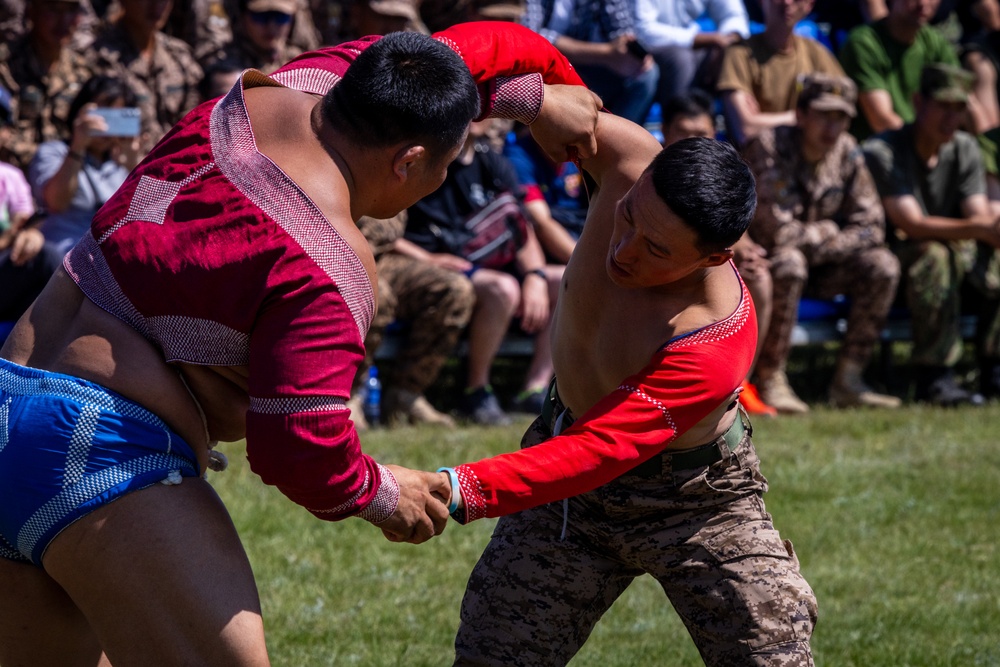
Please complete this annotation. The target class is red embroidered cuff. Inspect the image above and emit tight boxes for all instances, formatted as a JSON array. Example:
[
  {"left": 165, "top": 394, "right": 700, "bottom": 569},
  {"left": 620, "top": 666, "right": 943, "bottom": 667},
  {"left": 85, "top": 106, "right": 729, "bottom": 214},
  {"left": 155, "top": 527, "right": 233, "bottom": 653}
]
[
  {"left": 490, "top": 73, "right": 544, "bottom": 125},
  {"left": 454, "top": 464, "right": 488, "bottom": 523},
  {"left": 356, "top": 464, "right": 400, "bottom": 524}
]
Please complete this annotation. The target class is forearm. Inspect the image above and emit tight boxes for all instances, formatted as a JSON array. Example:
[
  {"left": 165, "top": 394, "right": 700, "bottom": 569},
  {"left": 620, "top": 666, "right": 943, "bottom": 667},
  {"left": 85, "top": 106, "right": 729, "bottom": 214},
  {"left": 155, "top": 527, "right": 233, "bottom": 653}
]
[{"left": 41, "top": 153, "right": 83, "bottom": 213}]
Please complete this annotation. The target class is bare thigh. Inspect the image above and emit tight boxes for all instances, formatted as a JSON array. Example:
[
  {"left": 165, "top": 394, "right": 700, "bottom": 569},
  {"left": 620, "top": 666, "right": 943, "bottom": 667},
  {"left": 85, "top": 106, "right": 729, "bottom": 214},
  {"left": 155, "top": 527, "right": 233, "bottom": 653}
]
[
  {"left": 39, "top": 478, "right": 268, "bottom": 667},
  {"left": 0, "top": 557, "right": 110, "bottom": 667}
]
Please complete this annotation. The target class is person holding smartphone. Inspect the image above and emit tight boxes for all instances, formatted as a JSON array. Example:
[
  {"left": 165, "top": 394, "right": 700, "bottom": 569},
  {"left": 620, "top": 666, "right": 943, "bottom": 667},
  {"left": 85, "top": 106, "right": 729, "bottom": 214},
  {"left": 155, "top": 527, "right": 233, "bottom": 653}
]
[{"left": 28, "top": 76, "right": 140, "bottom": 256}]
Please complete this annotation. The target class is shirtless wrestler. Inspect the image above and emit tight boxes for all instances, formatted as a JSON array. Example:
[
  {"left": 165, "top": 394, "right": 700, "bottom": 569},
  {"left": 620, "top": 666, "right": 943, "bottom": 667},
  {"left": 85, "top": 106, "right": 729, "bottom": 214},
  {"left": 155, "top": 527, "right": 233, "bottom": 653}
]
[
  {"left": 436, "top": 113, "right": 819, "bottom": 665},
  {"left": 0, "top": 24, "right": 602, "bottom": 667}
]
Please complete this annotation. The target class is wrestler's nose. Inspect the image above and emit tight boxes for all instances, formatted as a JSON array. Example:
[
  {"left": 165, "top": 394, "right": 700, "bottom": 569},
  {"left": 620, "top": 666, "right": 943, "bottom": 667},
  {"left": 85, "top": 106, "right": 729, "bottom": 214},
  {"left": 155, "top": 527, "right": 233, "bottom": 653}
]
[{"left": 613, "top": 231, "right": 638, "bottom": 263}]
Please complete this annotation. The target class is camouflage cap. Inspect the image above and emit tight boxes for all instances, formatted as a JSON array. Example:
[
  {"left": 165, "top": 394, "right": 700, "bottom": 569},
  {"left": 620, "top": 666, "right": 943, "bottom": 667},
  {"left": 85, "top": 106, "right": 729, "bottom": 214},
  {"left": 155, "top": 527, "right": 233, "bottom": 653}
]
[
  {"left": 246, "top": 0, "right": 297, "bottom": 14},
  {"left": 474, "top": 0, "right": 525, "bottom": 20},
  {"left": 796, "top": 72, "right": 857, "bottom": 117},
  {"left": 920, "top": 63, "right": 974, "bottom": 103},
  {"left": 368, "top": 0, "right": 420, "bottom": 20}
]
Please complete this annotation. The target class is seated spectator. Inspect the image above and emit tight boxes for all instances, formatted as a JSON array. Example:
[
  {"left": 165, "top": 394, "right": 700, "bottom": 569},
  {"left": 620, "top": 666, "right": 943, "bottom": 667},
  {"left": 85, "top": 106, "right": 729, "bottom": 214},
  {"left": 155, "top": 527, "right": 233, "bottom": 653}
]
[
  {"left": 402, "top": 119, "right": 563, "bottom": 424},
  {"left": 202, "top": 0, "right": 302, "bottom": 90},
  {"left": 717, "top": 0, "right": 845, "bottom": 147},
  {"left": 224, "top": 0, "right": 321, "bottom": 51},
  {"left": 0, "top": 0, "right": 92, "bottom": 170},
  {"left": 348, "top": 212, "right": 475, "bottom": 429},
  {"left": 958, "top": 0, "right": 1000, "bottom": 132},
  {"left": 633, "top": 0, "right": 750, "bottom": 106},
  {"left": 165, "top": 0, "right": 233, "bottom": 63},
  {"left": 503, "top": 122, "right": 587, "bottom": 265},
  {"left": 28, "top": 75, "right": 137, "bottom": 256},
  {"left": 744, "top": 73, "right": 902, "bottom": 412},
  {"left": 91, "top": 0, "right": 204, "bottom": 153},
  {"left": 522, "top": 0, "right": 658, "bottom": 123},
  {"left": 864, "top": 64, "right": 1000, "bottom": 404},
  {"left": 0, "top": 86, "right": 60, "bottom": 324},
  {"left": 840, "top": 0, "right": 960, "bottom": 140},
  {"left": 659, "top": 90, "right": 776, "bottom": 415}
]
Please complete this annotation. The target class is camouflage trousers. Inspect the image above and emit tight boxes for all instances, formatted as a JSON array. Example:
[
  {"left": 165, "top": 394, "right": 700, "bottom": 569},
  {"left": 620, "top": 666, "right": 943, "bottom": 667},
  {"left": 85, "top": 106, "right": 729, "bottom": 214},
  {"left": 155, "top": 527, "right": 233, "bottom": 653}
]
[
  {"left": 896, "top": 239, "right": 1000, "bottom": 366},
  {"left": 756, "top": 245, "right": 900, "bottom": 378},
  {"left": 357, "top": 253, "right": 475, "bottom": 393},
  {"left": 454, "top": 410, "right": 818, "bottom": 666}
]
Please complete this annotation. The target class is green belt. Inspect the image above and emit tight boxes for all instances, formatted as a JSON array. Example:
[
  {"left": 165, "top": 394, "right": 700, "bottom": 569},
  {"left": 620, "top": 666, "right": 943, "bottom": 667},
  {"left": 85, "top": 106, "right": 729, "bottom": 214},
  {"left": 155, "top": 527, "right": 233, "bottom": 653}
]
[
  {"left": 541, "top": 380, "right": 749, "bottom": 475},
  {"left": 645, "top": 411, "right": 748, "bottom": 474}
]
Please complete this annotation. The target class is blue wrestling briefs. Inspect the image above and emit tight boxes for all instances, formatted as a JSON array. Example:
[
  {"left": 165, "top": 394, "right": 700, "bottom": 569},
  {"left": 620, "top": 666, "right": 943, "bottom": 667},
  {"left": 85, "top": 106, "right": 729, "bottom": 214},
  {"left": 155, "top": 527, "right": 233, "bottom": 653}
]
[{"left": 0, "top": 358, "right": 199, "bottom": 566}]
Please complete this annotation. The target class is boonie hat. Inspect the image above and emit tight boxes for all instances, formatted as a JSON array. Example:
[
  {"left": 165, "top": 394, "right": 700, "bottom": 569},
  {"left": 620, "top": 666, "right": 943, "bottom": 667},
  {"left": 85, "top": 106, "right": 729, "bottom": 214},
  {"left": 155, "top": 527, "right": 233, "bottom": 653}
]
[
  {"left": 367, "top": 0, "right": 420, "bottom": 21},
  {"left": 796, "top": 73, "right": 857, "bottom": 117},
  {"left": 246, "top": 0, "right": 297, "bottom": 14},
  {"left": 474, "top": 0, "right": 524, "bottom": 20},
  {"left": 920, "top": 63, "right": 974, "bottom": 103}
]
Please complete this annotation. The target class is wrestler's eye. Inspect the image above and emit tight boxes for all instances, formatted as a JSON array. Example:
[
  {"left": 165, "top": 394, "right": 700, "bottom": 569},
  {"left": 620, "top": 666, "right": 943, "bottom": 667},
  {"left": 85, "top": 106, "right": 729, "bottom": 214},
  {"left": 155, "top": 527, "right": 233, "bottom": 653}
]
[{"left": 646, "top": 241, "right": 669, "bottom": 258}]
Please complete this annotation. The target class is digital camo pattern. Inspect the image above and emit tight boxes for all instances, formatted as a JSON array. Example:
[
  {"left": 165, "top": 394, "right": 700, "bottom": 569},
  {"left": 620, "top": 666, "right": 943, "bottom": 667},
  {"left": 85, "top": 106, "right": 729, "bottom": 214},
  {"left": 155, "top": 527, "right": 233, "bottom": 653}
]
[
  {"left": 896, "top": 239, "right": 1000, "bottom": 366},
  {"left": 454, "top": 414, "right": 817, "bottom": 666}
]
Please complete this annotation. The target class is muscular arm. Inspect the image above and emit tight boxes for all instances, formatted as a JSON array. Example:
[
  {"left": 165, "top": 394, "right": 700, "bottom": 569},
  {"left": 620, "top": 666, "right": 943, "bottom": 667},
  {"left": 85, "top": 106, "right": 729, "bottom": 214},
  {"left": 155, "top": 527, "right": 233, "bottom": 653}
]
[
  {"left": 882, "top": 193, "right": 1000, "bottom": 247},
  {"left": 722, "top": 90, "right": 796, "bottom": 147},
  {"left": 858, "top": 89, "right": 904, "bottom": 134}
]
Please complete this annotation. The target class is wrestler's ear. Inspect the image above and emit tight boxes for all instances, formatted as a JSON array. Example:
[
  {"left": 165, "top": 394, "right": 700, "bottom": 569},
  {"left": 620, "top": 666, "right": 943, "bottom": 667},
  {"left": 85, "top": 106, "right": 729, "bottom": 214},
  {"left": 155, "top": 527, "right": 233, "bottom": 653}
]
[
  {"left": 392, "top": 144, "right": 427, "bottom": 182},
  {"left": 702, "top": 248, "right": 734, "bottom": 267}
]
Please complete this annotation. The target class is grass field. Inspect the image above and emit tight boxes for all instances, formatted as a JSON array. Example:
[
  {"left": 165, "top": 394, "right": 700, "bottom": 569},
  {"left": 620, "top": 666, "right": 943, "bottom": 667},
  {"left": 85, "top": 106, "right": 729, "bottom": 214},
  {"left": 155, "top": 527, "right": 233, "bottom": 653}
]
[{"left": 209, "top": 403, "right": 1000, "bottom": 666}]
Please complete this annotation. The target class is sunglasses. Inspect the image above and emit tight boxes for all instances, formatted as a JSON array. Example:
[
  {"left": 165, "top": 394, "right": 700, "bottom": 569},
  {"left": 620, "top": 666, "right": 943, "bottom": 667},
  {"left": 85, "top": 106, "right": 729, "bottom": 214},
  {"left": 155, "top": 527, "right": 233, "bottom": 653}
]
[{"left": 248, "top": 10, "right": 293, "bottom": 25}]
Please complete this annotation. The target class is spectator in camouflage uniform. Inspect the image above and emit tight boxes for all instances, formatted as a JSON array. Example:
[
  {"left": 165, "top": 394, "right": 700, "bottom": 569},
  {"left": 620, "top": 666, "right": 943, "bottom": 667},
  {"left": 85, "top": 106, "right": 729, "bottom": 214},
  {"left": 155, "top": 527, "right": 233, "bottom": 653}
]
[
  {"left": 201, "top": 0, "right": 303, "bottom": 99},
  {"left": 864, "top": 63, "right": 1000, "bottom": 404},
  {"left": 165, "top": 0, "right": 233, "bottom": 63},
  {"left": 744, "top": 73, "right": 901, "bottom": 413},
  {"left": 224, "top": 0, "right": 320, "bottom": 52},
  {"left": 90, "top": 0, "right": 203, "bottom": 153},
  {"left": 349, "top": 212, "right": 476, "bottom": 429},
  {"left": 0, "top": 0, "right": 92, "bottom": 170}
]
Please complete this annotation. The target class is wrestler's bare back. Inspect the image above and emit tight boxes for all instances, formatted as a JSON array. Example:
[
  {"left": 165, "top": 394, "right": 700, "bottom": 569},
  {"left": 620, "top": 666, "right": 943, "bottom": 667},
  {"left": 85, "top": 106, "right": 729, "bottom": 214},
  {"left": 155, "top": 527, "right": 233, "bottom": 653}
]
[
  {"left": 549, "top": 114, "right": 742, "bottom": 449},
  {"left": 0, "top": 86, "right": 377, "bottom": 468}
]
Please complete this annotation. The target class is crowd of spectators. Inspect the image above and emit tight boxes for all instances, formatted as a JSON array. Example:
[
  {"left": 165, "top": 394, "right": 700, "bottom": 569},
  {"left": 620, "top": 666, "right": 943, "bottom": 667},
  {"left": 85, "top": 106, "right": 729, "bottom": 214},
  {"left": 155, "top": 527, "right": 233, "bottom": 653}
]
[{"left": 2, "top": 0, "right": 1000, "bottom": 424}]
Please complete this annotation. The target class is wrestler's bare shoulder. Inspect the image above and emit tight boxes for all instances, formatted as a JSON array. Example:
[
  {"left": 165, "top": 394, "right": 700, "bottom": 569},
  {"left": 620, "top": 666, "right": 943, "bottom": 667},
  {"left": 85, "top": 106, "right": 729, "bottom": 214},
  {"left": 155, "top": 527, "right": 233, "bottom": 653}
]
[{"left": 0, "top": 269, "right": 242, "bottom": 469}]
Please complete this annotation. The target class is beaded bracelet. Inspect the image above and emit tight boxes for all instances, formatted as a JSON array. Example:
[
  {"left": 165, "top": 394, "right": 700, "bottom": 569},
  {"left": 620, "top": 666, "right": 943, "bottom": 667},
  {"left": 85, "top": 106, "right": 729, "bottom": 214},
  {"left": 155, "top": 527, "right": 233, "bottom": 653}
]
[{"left": 437, "top": 466, "right": 461, "bottom": 515}]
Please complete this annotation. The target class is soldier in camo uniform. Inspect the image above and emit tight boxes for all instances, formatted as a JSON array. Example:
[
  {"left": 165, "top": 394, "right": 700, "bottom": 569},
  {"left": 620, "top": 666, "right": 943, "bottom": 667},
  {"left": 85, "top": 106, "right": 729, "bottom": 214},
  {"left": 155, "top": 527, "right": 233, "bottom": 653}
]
[
  {"left": 864, "top": 63, "right": 1000, "bottom": 404},
  {"left": 742, "top": 73, "right": 901, "bottom": 413},
  {"left": 0, "top": 0, "right": 92, "bottom": 170},
  {"left": 204, "top": 0, "right": 302, "bottom": 83},
  {"left": 350, "top": 212, "right": 476, "bottom": 428},
  {"left": 89, "top": 0, "right": 203, "bottom": 154}
]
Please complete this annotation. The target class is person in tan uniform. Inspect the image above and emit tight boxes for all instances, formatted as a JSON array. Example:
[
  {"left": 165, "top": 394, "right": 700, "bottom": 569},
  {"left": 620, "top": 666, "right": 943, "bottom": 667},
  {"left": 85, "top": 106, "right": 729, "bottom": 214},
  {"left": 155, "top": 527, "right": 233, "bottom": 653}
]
[
  {"left": 350, "top": 212, "right": 476, "bottom": 428},
  {"left": 743, "top": 73, "right": 902, "bottom": 413},
  {"left": 717, "top": 0, "right": 845, "bottom": 146},
  {"left": 90, "top": 0, "right": 203, "bottom": 153},
  {"left": 0, "top": 0, "right": 92, "bottom": 170}
]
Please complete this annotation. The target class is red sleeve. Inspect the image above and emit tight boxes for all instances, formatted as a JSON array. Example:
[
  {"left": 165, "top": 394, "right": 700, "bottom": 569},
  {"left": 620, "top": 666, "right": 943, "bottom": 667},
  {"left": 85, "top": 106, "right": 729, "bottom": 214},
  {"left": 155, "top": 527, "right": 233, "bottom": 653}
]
[
  {"left": 454, "top": 273, "right": 756, "bottom": 522},
  {"left": 270, "top": 22, "right": 586, "bottom": 118}
]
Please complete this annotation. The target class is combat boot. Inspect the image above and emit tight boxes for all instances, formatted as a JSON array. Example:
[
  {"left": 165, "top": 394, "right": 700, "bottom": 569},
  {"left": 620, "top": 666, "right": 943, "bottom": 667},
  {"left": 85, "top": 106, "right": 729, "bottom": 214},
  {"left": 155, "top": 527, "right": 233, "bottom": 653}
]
[
  {"left": 913, "top": 365, "right": 985, "bottom": 407},
  {"left": 829, "top": 359, "right": 901, "bottom": 409},
  {"left": 757, "top": 370, "right": 809, "bottom": 414},
  {"left": 386, "top": 388, "right": 456, "bottom": 428}
]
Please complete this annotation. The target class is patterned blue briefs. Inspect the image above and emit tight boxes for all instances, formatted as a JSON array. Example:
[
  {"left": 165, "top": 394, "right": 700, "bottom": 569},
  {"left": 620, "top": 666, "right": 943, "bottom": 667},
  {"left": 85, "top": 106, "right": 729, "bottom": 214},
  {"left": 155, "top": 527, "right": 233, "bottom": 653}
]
[{"left": 0, "top": 358, "right": 199, "bottom": 566}]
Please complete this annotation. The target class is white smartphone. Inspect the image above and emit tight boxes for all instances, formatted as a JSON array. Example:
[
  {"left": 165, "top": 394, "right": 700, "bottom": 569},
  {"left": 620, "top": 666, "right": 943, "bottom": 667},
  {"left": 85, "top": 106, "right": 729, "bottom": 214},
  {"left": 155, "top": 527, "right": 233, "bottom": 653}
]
[{"left": 91, "top": 107, "right": 142, "bottom": 137}]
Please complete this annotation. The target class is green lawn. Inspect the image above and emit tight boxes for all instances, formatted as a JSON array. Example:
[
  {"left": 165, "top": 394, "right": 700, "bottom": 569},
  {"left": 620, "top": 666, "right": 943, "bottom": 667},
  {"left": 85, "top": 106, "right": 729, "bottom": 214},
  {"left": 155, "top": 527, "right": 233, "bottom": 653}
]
[{"left": 210, "top": 403, "right": 1000, "bottom": 666}]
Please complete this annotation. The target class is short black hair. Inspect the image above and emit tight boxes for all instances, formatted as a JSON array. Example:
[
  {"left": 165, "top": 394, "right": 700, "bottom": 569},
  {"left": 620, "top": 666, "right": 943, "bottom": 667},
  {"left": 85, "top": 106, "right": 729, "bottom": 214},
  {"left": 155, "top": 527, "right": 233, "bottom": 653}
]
[
  {"left": 649, "top": 137, "right": 756, "bottom": 253},
  {"left": 67, "top": 75, "right": 139, "bottom": 127},
  {"left": 661, "top": 89, "right": 714, "bottom": 127},
  {"left": 322, "top": 31, "right": 480, "bottom": 158}
]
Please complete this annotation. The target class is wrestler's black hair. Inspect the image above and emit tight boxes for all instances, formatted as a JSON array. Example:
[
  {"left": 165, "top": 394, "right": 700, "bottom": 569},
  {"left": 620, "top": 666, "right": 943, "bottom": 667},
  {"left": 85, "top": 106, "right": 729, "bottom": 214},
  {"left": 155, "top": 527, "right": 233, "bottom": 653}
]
[
  {"left": 649, "top": 137, "right": 756, "bottom": 253},
  {"left": 322, "top": 31, "right": 480, "bottom": 158}
]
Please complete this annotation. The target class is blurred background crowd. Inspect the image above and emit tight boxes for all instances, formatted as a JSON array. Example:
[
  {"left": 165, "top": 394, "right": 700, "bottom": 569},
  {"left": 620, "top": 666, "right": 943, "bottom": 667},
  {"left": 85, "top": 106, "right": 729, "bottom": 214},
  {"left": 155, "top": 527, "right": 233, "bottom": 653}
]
[{"left": 3, "top": 0, "right": 1000, "bottom": 428}]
